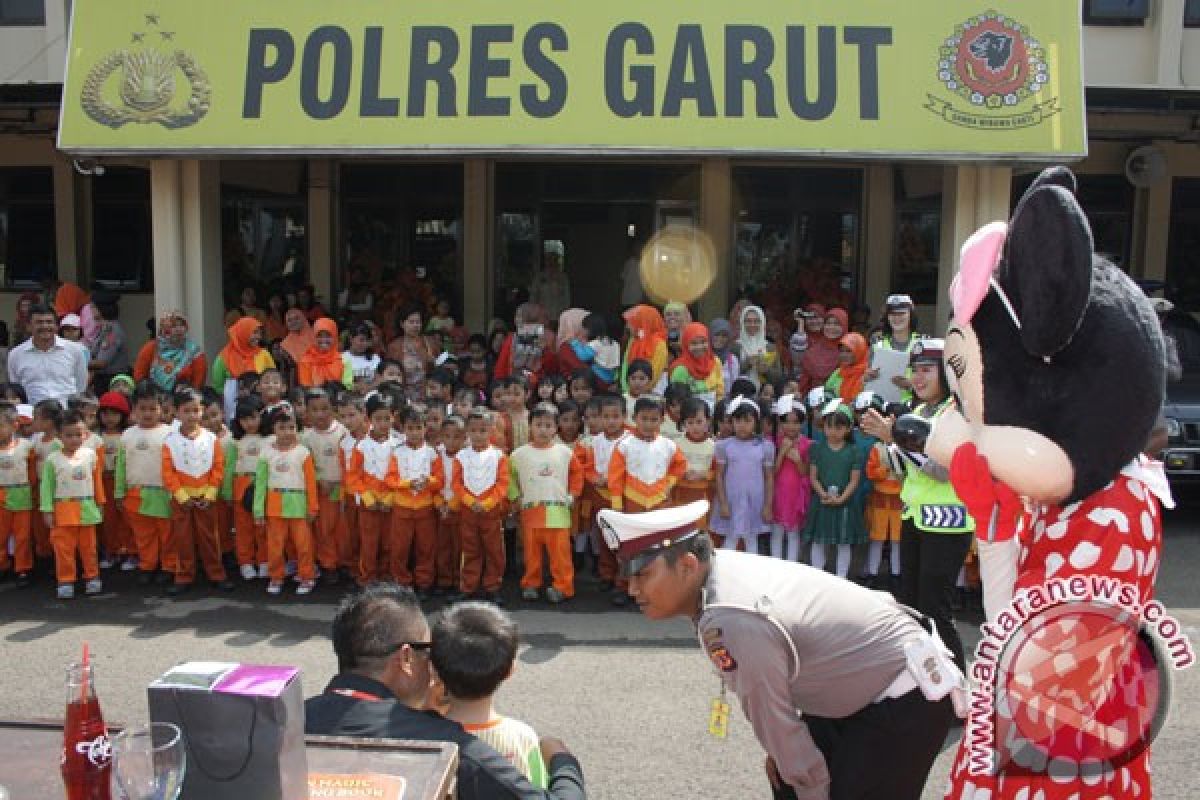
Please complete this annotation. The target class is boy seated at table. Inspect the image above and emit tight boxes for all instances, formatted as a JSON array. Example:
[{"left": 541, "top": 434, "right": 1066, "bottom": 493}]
[{"left": 431, "top": 602, "right": 547, "bottom": 788}]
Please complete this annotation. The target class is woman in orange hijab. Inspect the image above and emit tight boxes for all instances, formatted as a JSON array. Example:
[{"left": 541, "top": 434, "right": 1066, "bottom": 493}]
[
  {"left": 298, "top": 318, "right": 352, "bottom": 388},
  {"left": 210, "top": 317, "right": 275, "bottom": 415},
  {"left": 620, "top": 304, "right": 669, "bottom": 390},
  {"left": 280, "top": 308, "right": 315, "bottom": 365},
  {"left": 824, "top": 332, "right": 869, "bottom": 402}
]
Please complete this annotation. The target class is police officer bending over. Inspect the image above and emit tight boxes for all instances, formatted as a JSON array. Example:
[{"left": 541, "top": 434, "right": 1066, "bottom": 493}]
[
  {"left": 601, "top": 500, "right": 959, "bottom": 800},
  {"left": 305, "top": 584, "right": 586, "bottom": 800}
]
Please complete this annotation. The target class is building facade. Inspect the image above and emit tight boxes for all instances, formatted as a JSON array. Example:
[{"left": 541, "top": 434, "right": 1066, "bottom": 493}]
[{"left": 0, "top": 1, "right": 1194, "bottom": 355}]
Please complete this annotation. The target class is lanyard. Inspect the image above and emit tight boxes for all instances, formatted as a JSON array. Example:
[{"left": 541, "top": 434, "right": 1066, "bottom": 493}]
[{"left": 332, "top": 688, "right": 385, "bottom": 702}]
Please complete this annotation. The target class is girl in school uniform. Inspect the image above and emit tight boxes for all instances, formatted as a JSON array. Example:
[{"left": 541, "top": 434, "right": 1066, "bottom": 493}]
[
  {"left": 771, "top": 394, "right": 811, "bottom": 563},
  {"left": 804, "top": 401, "right": 867, "bottom": 578},
  {"left": 228, "top": 396, "right": 268, "bottom": 580},
  {"left": 713, "top": 397, "right": 774, "bottom": 553},
  {"left": 252, "top": 407, "right": 319, "bottom": 595}
]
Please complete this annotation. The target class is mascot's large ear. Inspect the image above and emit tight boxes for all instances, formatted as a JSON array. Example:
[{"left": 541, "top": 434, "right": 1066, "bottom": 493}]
[
  {"left": 1022, "top": 165, "right": 1077, "bottom": 197},
  {"left": 1003, "top": 185, "right": 1093, "bottom": 358}
]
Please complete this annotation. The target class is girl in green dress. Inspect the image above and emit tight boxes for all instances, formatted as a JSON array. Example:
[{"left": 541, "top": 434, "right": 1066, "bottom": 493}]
[{"left": 803, "top": 401, "right": 866, "bottom": 577}]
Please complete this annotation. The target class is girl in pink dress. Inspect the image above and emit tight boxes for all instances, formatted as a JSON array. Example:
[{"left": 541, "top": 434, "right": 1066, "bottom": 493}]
[{"left": 771, "top": 395, "right": 811, "bottom": 562}]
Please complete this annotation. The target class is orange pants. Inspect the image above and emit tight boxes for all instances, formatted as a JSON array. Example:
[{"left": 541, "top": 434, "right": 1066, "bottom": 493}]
[
  {"left": 521, "top": 525, "right": 574, "bottom": 597},
  {"left": 339, "top": 503, "right": 358, "bottom": 571},
  {"left": 214, "top": 499, "right": 233, "bottom": 554},
  {"left": 356, "top": 507, "right": 390, "bottom": 585},
  {"left": 170, "top": 502, "right": 226, "bottom": 585},
  {"left": 100, "top": 474, "right": 131, "bottom": 558},
  {"left": 435, "top": 511, "right": 461, "bottom": 589},
  {"left": 31, "top": 501, "right": 51, "bottom": 559},
  {"left": 127, "top": 512, "right": 172, "bottom": 573},
  {"left": 313, "top": 490, "right": 341, "bottom": 571},
  {"left": 390, "top": 507, "right": 437, "bottom": 588},
  {"left": 459, "top": 507, "right": 506, "bottom": 594},
  {"left": 233, "top": 500, "right": 266, "bottom": 567},
  {"left": 0, "top": 508, "right": 32, "bottom": 573},
  {"left": 266, "top": 517, "right": 315, "bottom": 583},
  {"left": 51, "top": 525, "right": 99, "bottom": 583}
]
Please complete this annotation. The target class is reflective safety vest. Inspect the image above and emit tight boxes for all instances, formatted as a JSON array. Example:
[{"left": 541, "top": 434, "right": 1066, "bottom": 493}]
[{"left": 899, "top": 399, "right": 974, "bottom": 535}]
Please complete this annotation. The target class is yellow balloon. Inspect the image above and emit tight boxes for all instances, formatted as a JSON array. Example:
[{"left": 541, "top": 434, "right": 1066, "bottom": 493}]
[{"left": 639, "top": 224, "right": 716, "bottom": 306}]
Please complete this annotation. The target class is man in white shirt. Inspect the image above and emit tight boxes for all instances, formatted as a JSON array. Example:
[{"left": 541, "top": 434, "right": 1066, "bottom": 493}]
[{"left": 7, "top": 304, "right": 90, "bottom": 404}]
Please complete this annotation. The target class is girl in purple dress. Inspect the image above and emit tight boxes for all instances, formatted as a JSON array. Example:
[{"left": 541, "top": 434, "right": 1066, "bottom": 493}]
[
  {"left": 714, "top": 397, "right": 775, "bottom": 552},
  {"left": 771, "top": 395, "right": 811, "bottom": 561}
]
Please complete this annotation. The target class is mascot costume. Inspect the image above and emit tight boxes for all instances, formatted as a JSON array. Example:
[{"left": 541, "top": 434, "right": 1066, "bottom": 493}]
[{"left": 929, "top": 166, "right": 1174, "bottom": 799}]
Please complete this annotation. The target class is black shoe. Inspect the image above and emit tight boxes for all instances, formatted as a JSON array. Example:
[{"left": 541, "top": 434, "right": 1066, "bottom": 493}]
[
  {"left": 416, "top": 588, "right": 432, "bottom": 601},
  {"left": 136, "top": 571, "right": 153, "bottom": 586},
  {"left": 431, "top": 586, "right": 446, "bottom": 596},
  {"left": 217, "top": 579, "right": 236, "bottom": 592},
  {"left": 485, "top": 591, "right": 505, "bottom": 607},
  {"left": 15, "top": 572, "right": 31, "bottom": 589},
  {"left": 166, "top": 583, "right": 190, "bottom": 597},
  {"left": 610, "top": 590, "right": 629, "bottom": 607},
  {"left": 445, "top": 591, "right": 467, "bottom": 603},
  {"left": 598, "top": 580, "right": 614, "bottom": 593},
  {"left": 322, "top": 570, "right": 340, "bottom": 587},
  {"left": 154, "top": 571, "right": 173, "bottom": 585}
]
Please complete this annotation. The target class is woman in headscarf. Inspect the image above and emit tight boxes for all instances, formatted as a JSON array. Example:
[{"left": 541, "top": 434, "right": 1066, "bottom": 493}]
[
  {"left": 824, "top": 332, "right": 869, "bottom": 402},
  {"left": 798, "top": 307, "right": 846, "bottom": 393},
  {"left": 669, "top": 322, "right": 725, "bottom": 407},
  {"left": 298, "top": 317, "right": 352, "bottom": 388},
  {"left": 210, "top": 317, "right": 275, "bottom": 415},
  {"left": 663, "top": 301, "right": 691, "bottom": 360},
  {"left": 133, "top": 311, "right": 207, "bottom": 392},
  {"left": 494, "top": 302, "right": 554, "bottom": 389},
  {"left": 736, "top": 304, "right": 778, "bottom": 386},
  {"left": 554, "top": 308, "right": 590, "bottom": 377},
  {"left": 708, "top": 319, "right": 740, "bottom": 395},
  {"left": 280, "top": 307, "right": 314, "bottom": 364},
  {"left": 620, "top": 304, "right": 669, "bottom": 390}
]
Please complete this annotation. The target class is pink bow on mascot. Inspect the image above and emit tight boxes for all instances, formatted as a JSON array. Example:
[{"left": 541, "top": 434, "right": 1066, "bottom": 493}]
[{"left": 930, "top": 167, "right": 1174, "bottom": 799}]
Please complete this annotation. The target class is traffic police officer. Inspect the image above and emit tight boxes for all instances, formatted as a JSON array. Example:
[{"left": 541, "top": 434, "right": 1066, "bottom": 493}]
[{"left": 600, "top": 500, "right": 960, "bottom": 800}]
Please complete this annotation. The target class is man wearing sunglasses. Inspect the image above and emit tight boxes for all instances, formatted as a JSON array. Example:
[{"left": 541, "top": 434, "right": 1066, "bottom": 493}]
[{"left": 305, "top": 584, "right": 586, "bottom": 799}]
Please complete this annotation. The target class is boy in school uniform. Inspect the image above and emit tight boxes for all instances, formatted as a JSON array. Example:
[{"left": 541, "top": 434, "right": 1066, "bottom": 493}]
[
  {"left": 115, "top": 383, "right": 174, "bottom": 585},
  {"left": 452, "top": 408, "right": 510, "bottom": 604},
  {"left": 510, "top": 403, "right": 584, "bottom": 604},
  {"left": 252, "top": 407, "right": 319, "bottom": 595},
  {"left": 345, "top": 393, "right": 400, "bottom": 586},
  {"left": 96, "top": 391, "right": 133, "bottom": 571},
  {"left": 435, "top": 415, "right": 466, "bottom": 594},
  {"left": 0, "top": 405, "right": 36, "bottom": 586},
  {"left": 388, "top": 407, "right": 444, "bottom": 595},
  {"left": 41, "top": 410, "right": 106, "bottom": 599},
  {"left": 300, "top": 387, "right": 348, "bottom": 585},
  {"left": 161, "top": 387, "right": 231, "bottom": 595},
  {"left": 586, "top": 394, "right": 630, "bottom": 599}
]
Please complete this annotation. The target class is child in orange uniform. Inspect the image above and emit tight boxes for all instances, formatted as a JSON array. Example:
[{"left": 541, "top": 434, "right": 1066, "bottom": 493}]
[
  {"left": 161, "top": 387, "right": 230, "bottom": 595},
  {"left": 587, "top": 394, "right": 629, "bottom": 599},
  {"left": 227, "top": 396, "right": 268, "bottom": 580},
  {"left": 435, "top": 415, "right": 466, "bottom": 594},
  {"left": 345, "top": 393, "right": 400, "bottom": 586},
  {"left": 96, "top": 391, "right": 133, "bottom": 571},
  {"left": 672, "top": 397, "right": 716, "bottom": 515},
  {"left": 115, "top": 383, "right": 173, "bottom": 585},
  {"left": 453, "top": 409, "right": 510, "bottom": 604},
  {"left": 336, "top": 392, "right": 370, "bottom": 580},
  {"left": 300, "top": 386, "right": 348, "bottom": 585},
  {"left": 252, "top": 406, "right": 319, "bottom": 595},
  {"left": 0, "top": 405, "right": 36, "bottom": 585},
  {"left": 510, "top": 403, "right": 584, "bottom": 604},
  {"left": 389, "top": 407, "right": 445, "bottom": 595},
  {"left": 864, "top": 402, "right": 905, "bottom": 588},
  {"left": 41, "top": 410, "right": 105, "bottom": 599},
  {"left": 30, "top": 400, "right": 64, "bottom": 564}
]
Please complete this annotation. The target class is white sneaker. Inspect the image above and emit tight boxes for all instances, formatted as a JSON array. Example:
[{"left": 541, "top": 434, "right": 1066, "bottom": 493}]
[
  {"left": 258, "top": 563, "right": 269, "bottom": 578},
  {"left": 266, "top": 582, "right": 283, "bottom": 595},
  {"left": 240, "top": 564, "right": 258, "bottom": 581},
  {"left": 120, "top": 557, "right": 138, "bottom": 572},
  {"left": 85, "top": 578, "right": 103, "bottom": 595},
  {"left": 56, "top": 584, "right": 75, "bottom": 599},
  {"left": 98, "top": 558, "right": 114, "bottom": 570},
  {"left": 521, "top": 588, "right": 539, "bottom": 601},
  {"left": 296, "top": 580, "right": 315, "bottom": 595},
  {"left": 545, "top": 587, "right": 565, "bottom": 604}
]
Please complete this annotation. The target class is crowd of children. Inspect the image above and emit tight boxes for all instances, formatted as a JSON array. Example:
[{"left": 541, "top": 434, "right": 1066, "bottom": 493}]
[{"left": 0, "top": 294, "right": 985, "bottom": 609}]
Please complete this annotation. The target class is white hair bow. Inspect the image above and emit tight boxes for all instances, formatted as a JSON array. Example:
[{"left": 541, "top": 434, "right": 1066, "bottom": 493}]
[{"left": 727, "top": 395, "right": 759, "bottom": 416}]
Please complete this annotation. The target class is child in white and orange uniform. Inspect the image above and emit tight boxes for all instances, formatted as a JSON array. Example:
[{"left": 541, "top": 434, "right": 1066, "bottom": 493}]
[
  {"left": 0, "top": 405, "right": 35, "bottom": 583},
  {"left": 41, "top": 410, "right": 105, "bottom": 599},
  {"left": 227, "top": 396, "right": 268, "bottom": 580},
  {"left": 300, "top": 387, "right": 348, "bottom": 585},
  {"left": 96, "top": 391, "right": 133, "bottom": 570},
  {"left": 115, "top": 384, "right": 173, "bottom": 584},
  {"left": 389, "top": 407, "right": 445, "bottom": 595},
  {"left": 345, "top": 393, "right": 400, "bottom": 586},
  {"left": 252, "top": 406, "right": 319, "bottom": 595},
  {"left": 453, "top": 409, "right": 510, "bottom": 602}
]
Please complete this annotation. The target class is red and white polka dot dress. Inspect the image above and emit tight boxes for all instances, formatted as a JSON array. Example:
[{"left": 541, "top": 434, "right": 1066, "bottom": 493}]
[{"left": 945, "top": 458, "right": 1170, "bottom": 800}]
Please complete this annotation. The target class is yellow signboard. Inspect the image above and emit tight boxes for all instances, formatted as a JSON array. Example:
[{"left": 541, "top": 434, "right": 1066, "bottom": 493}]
[{"left": 58, "top": 2, "right": 1086, "bottom": 159}]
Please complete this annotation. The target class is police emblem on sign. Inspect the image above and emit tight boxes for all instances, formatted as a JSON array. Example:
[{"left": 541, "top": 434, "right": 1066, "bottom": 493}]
[{"left": 926, "top": 10, "right": 1059, "bottom": 130}]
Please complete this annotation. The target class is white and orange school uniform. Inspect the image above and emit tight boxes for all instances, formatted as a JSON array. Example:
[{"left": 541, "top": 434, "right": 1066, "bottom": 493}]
[
  {"left": 30, "top": 432, "right": 61, "bottom": 560},
  {"left": 435, "top": 443, "right": 463, "bottom": 591},
  {"left": 673, "top": 434, "right": 716, "bottom": 525},
  {"left": 608, "top": 433, "right": 688, "bottom": 514},
  {"left": 162, "top": 428, "right": 227, "bottom": 586},
  {"left": 115, "top": 424, "right": 173, "bottom": 575},
  {"left": 252, "top": 441, "right": 319, "bottom": 584},
  {"left": 345, "top": 432, "right": 400, "bottom": 585},
  {"left": 98, "top": 430, "right": 131, "bottom": 561},
  {"left": 0, "top": 438, "right": 35, "bottom": 574},
  {"left": 388, "top": 442, "right": 444, "bottom": 589},
  {"left": 509, "top": 442, "right": 584, "bottom": 597},
  {"left": 226, "top": 432, "right": 268, "bottom": 569},
  {"left": 585, "top": 430, "right": 628, "bottom": 587},
  {"left": 301, "top": 421, "right": 349, "bottom": 575},
  {"left": 452, "top": 444, "right": 510, "bottom": 595},
  {"left": 338, "top": 428, "right": 366, "bottom": 572},
  {"left": 40, "top": 447, "right": 105, "bottom": 585}
]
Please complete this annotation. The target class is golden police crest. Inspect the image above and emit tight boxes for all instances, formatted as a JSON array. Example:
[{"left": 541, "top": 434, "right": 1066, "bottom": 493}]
[{"left": 80, "top": 19, "right": 210, "bottom": 130}]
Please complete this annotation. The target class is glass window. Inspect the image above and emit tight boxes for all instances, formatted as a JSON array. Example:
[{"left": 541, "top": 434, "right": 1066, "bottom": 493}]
[
  {"left": 221, "top": 161, "right": 309, "bottom": 308},
  {"left": 732, "top": 167, "right": 863, "bottom": 317},
  {"left": 1186, "top": 0, "right": 1200, "bottom": 27},
  {"left": 1167, "top": 179, "right": 1200, "bottom": 313},
  {"left": 1011, "top": 172, "right": 1134, "bottom": 270},
  {"left": 893, "top": 166, "right": 943, "bottom": 306},
  {"left": 0, "top": 167, "right": 56, "bottom": 288},
  {"left": 90, "top": 167, "right": 152, "bottom": 291},
  {"left": 0, "top": 0, "right": 45, "bottom": 25},
  {"left": 1083, "top": 0, "right": 1149, "bottom": 26}
]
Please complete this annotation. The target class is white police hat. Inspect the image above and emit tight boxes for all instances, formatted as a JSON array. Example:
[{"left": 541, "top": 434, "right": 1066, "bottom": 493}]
[{"left": 598, "top": 500, "right": 709, "bottom": 577}]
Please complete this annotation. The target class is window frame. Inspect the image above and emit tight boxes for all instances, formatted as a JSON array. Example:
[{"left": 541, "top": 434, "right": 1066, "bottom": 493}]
[
  {"left": 1185, "top": 0, "right": 1200, "bottom": 28},
  {"left": 0, "top": 166, "right": 57, "bottom": 290},
  {"left": 0, "top": 0, "right": 46, "bottom": 26},
  {"left": 1083, "top": 0, "right": 1151, "bottom": 27}
]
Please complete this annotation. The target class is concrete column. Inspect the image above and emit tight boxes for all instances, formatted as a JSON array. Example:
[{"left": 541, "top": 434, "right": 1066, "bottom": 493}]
[
  {"left": 1156, "top": 0, "right": 1187, "bottom": 88},
  {"left": 51, "top": 156, "right": 79, "bottom": 283},
  {"left": 462, "top": 159, "right": 492, "bottom": 333},
  {"left": 150, "top": 160, "right": 186, "bottom": 318},
  {"left": 180, "top": 160, "right": 225, "bottom": 357},
  {"left": 698, "top": 158, "right": 732, "bottom": 322},
  {"left": 934, "top": 165, "right": 1012, "bottom": 331},
  {"left": 863, "top": 165, "right": 895, "bottom": 312},
  {"left": 46, "top": 0, "right": 69, "bottom": 82},
  {"left": 307, "top": 159, "right": 334, "bottom": 306},
  {"left": 1134, "top": 142, "right": 1173, "bottom": 282}
]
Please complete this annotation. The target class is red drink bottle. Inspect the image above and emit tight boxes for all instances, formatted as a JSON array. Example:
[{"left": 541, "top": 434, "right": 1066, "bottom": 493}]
[{"left": 62, "top": 663, "right": 111, "bottom": 800}]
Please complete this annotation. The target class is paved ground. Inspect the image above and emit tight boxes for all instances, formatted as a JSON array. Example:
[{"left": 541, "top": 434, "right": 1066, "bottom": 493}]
[{"left": 1, "top": 505, "right": 1198, "bottom": 799}]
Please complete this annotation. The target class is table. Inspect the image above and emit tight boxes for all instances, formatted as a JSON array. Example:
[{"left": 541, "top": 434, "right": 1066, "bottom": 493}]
[{"left": 0, "top": 719, "right": 458, "bottom": 799}]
